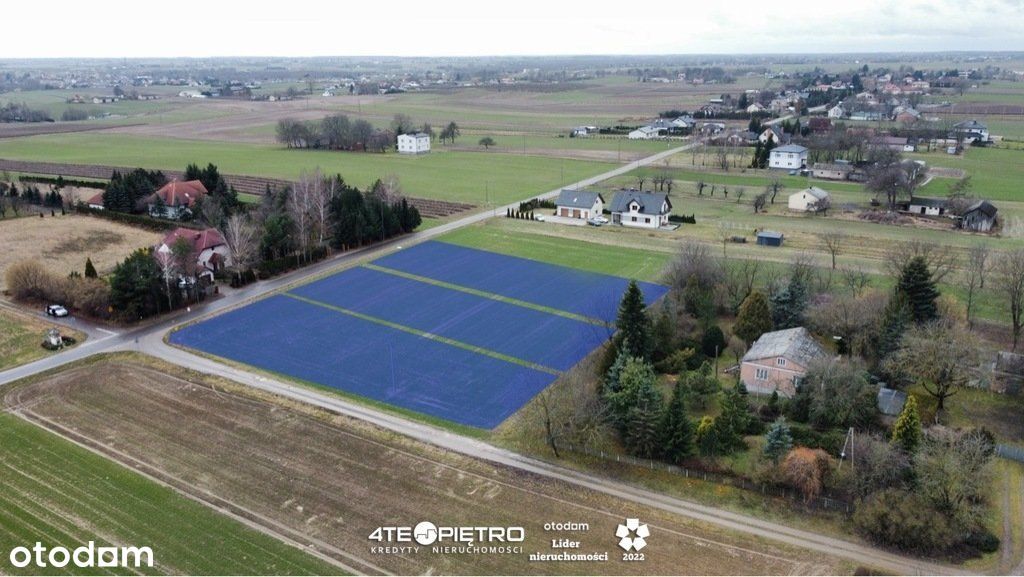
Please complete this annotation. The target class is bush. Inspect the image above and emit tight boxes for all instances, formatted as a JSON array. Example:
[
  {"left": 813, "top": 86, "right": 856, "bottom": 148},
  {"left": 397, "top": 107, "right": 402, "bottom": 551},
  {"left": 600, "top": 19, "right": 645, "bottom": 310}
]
[
  {"left": 853, "top": 489, "right": 955, "bottom": 553},
  {"left": 76, "top": 204, "right": 200, "bottom": 232},
  {"left": 964, "top": 529, "right": 1000, "bottom": 555},
  {"left": 6, "top": 260, "right": 57, "bottom": 301},
  {"left": 786, "top": 423, "right": 846, "bottom": 455}
]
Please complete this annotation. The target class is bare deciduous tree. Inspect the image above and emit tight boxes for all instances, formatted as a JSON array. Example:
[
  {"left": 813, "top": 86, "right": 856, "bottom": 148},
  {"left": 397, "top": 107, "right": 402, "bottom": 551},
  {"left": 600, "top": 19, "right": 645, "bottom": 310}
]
[
  {"left": 841, "top": 266, "right": 872, "bottom": 297},
  {"left": 885, "top": 239, "right": 958, "bottom": 283},
  {"left": 224, "top": 213, "right": 259, "bottom": 285},
  {"left": 289, "top": 173, "right": 315, "bottom": 262},
  {"left": 961, "top": 244, "right": 990, "bottom": 330},
  {"left": 154, "top": 247, "right": 178, "bottom": 312},
  {"left": 821, "top": 231, "right": 845, "bottom": 270},
  {"left": 995, "top": 249, "right": 1024, "bottom": 351}
]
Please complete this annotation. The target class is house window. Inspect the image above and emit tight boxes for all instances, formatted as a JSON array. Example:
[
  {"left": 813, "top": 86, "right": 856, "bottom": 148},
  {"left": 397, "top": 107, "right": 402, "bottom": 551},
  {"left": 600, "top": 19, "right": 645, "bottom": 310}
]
[
  {"left": 776, "top": 358, "right": 786, "bottom": 367},
  {"left": 645, "top": 217, "right": 650, "bottom": 223},
  {"left": 631, "top": 216, "right": 637, "bottom": 222},
  {"left": 755, "top": 368, "right": 769, "bottom": 380}
]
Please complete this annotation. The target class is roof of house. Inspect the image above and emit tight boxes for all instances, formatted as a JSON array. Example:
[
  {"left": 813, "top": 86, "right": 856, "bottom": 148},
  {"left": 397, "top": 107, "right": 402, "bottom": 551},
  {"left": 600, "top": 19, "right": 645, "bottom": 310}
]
[
  {"left": 954, "top": 119, "right": 987, "bottom": 130},
  {"left": 608, "top": 190, "right": 671, "bottom": 216},
  {"left": 877, "top": 387, "right": 907, "bottom": 416},
  {"left": 153, "top": 180, "right": 207, "bottom": 208},
  {"left": 965, "top": 200, "right": 998, "bottom": 218},
  {"left": 742, "top": 327, "right": 827, "bottom": 366},
  {"left": 757, "top": 230, "right": 784, "bottom": 240},
  {"left": 793, "top": 186, "right": 830, "bottom": 200},
  {"left": 812, "top": 162, "right": 851, "bottom": 172},
  {"left": 159, "top": 227, "right": 226, "bottom": 254},
  {"left": 400, "top": 132, "right": 430, "bottom": 139},
  {"left": 909, "top": 196, "right": 947, "bottom": 208},
  {"left": 632, "top": 125, "right": 661, "bottom": 134},
  {"left": 555, "top": 189, "right": 604, "bottom": 209},
  {"left": 772, "top": 144, "right": 808, "bottom": 154},
  {"left": 86, "top": 191, "right": 104, "bottom": 205},
  {"left": 872, "top": 136, "right": 910, "bottom": 146}
]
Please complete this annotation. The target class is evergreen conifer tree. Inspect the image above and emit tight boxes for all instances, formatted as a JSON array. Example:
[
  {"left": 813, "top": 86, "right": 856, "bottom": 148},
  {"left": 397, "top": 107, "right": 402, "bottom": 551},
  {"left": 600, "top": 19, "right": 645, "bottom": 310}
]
[
  {"left": 897, "top": 256, "right": 939, "bottom": 324},
  {"left": 659, "top": 380, "right": 695, "bottom": 463},
  {"left": 763, "top": 417, "right": 793, "bottom": 464},
  {"left": 616, "top": 281, "right": 653, "bottom": 360},
  {"left": 891, "top": 395, "right": 923, "bottom": 453}
]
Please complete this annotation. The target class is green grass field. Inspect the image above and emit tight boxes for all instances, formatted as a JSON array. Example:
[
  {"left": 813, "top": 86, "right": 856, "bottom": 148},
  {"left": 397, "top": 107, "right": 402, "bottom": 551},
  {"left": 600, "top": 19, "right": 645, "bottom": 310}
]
[
  {"left": 909, "top": 147, "right": 1024, "bottom": 202},
  {"left": 440, "top": 221, "right": 671, "bottom": 282},
  {"left": 0, "top": 133, "right": 615, "bottom": 205},
  {"left": 0, "top": 310, "right": 85, "bottom": 371},
  {"left": 0, "top": 413, "right": 337, "bottom": 576}
]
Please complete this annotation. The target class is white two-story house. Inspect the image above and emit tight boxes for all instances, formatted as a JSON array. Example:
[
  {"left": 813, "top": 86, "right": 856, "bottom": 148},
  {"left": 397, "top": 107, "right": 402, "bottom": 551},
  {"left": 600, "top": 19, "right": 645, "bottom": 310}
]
[
  {"left": 609, "top": 190, "right": 672, "bottom": 229},
  {"left": 768, "top": 144, "right": 808, "bottom": 170},
  {"left": 397, "top": 132, "right": 431, "bottom": 154}
]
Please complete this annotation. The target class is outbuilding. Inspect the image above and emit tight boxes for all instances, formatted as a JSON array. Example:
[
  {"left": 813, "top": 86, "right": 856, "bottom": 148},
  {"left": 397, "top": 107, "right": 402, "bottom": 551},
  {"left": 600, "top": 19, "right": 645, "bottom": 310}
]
[
  {"left": 554, "top": 189, "right": 604, "bottom": 220},
  {"left": 788, "top": 186, "right": 831, "bottom": 212},
  {"left": 756, "top": 231, "right": 784, "bottom": 247}
]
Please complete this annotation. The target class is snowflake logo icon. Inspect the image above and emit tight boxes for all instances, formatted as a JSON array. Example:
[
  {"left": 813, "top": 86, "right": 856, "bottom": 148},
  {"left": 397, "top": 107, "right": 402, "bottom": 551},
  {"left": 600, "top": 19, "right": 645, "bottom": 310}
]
[{"left": 615, "top": 518, "right": 649, "bottom": 551}]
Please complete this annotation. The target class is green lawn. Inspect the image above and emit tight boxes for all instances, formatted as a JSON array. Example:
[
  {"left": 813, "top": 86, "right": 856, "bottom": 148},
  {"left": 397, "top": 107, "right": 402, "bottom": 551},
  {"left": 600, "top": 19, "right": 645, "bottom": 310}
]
[
  {"left": 0, "top": 413, "right": 337, "bottom": 576},
  {"left": 0, "top": 133, "right": 615, "bottom": 205},
  {"left": 0, "top": 310, "right": 84, "bottom": 371},
  {"left": 909, "top": 146, "right": 1024, "bottom": 202},
  {"left": 440, "top": 221, "right": 671, "bottom": 282}
]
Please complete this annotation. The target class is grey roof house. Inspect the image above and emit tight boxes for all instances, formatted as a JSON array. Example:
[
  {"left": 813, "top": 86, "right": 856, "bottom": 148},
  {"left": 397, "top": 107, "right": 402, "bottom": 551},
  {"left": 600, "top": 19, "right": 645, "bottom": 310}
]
[
  {"left": 961, "top": 200, "right": 998, "bottom": 232},
  {"left": 554, "top": 189, "right": 605, "bottom": 220},
  {"left": 741, "top": 327, "right": 828, "bottom": 396},
  {"left": 609, "top": 190, "right": 672, "bottom": 229}
]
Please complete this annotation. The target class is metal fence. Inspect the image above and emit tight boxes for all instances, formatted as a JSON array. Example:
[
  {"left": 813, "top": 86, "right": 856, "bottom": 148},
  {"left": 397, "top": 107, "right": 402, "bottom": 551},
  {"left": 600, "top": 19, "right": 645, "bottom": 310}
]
[
  {"left": 556, "top": 442, "right": 852, "bottom": 514},
  {"left": 997, "top": 444, "right": 1024, "bottom": 463}
]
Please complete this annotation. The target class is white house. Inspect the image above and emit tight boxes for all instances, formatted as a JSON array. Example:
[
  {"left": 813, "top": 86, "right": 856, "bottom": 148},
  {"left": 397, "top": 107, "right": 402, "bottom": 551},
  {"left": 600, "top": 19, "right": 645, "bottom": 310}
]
[
  {"left": 609, "top": 190, "right": 672, "bottom": 229},
  {"left": 953, "top": 119, "right": 989, "bottom": 142},
  {"left": 554, "top": 189, "right": 604, "bottom": 220},
  {"left": 788, "top": 186, "right": 831, "bottom": 212},
  {"left": 671, "top": 116, "right": 696, "bottom": 129},
  {"left": 827, "top": 104, "right": 846, "bottom": 119},
  {"left": 746, "top": 103, "right": 767, "bottom": 114},
  {"left": 768, "top": 144, "right": 808, "bottom": 170},
  {"left": 397, "top": 132, "right": 431, "bottom": 154},
  {"left": 156, "top": 227, "right": 232, "bottom": 283},
  {"left": 758, "top": 126, "right": 785, "bottom": 145},
  {"left": 628, "top": 126, "right": 662, "bottom": 140}
]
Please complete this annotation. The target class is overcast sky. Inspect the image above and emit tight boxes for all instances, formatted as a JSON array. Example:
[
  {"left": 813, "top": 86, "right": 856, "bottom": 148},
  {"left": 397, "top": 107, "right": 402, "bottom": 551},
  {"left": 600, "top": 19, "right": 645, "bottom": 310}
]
[{"left": 3, "top": 0, "right": 1023, "bottom": 58}]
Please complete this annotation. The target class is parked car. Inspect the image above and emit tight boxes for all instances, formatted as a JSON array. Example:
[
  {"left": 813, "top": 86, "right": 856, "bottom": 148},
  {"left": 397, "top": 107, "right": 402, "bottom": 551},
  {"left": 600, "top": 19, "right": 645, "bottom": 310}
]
[
  {"left": 535, "top": 215, "right": 545, "bottom": 222},
  {"left": 593, "top": 215, "right": 609, "bottom": 224},
  {"left": 45, "top": 305, "right": 69, "bottom": 318},
  {"left": 587, "top": 217, "right": 604, "bottom": 226}
]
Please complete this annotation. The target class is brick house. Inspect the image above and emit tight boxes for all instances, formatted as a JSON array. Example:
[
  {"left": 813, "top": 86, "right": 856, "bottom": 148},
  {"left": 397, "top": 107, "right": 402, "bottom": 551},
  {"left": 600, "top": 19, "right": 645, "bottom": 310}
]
[{"left": 741, "top": 327, "right": 827, "bottom": 397}]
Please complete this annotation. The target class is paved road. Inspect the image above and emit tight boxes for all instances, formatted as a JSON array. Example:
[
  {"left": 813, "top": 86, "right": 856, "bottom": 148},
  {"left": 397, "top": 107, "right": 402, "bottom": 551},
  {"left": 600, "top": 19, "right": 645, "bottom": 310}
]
[{"left": 0, "top": 141, "right": 970, "bottom": 575}]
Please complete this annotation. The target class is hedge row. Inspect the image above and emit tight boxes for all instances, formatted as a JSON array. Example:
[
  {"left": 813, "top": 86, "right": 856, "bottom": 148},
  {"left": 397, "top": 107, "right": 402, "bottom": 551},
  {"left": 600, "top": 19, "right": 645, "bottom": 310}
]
[
  {"left": 21, "top": 175, "right": 106, "bottom": 189},
  {"left": 75, "top": 204, "right": 205, "bottom": 232}
]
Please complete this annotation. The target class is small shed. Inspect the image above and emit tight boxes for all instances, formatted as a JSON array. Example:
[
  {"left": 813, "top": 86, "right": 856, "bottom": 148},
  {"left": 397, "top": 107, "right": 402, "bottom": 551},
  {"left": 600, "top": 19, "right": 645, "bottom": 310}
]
[
  {"left": 877, "top": 387, "right": 907, "bottom": 417},
  {"left": 756, "top": 231, "right": 784, "bottom": 247},
  {"left": 961, "top": 200, "right": 998, "bottom": 232}
]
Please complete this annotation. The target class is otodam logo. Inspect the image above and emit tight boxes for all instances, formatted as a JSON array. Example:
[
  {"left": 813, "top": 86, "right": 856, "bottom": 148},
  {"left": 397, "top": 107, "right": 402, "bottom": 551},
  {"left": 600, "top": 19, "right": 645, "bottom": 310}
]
[{"left": 8, "top": 542, "right": 153, "bottom": 570}]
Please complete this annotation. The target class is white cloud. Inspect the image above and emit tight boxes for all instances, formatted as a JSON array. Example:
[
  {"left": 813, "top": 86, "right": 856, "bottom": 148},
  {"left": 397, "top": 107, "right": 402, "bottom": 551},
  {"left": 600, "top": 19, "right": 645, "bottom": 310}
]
[{"left": 1, "top": 0, "right": 1021, "bottom": 58}]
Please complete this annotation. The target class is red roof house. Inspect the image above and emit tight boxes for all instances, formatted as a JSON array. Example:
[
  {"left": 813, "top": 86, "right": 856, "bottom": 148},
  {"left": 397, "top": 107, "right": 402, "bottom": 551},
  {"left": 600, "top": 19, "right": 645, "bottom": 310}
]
[{"left": 148, "top": 180, "right": 208, "bottom": 219}]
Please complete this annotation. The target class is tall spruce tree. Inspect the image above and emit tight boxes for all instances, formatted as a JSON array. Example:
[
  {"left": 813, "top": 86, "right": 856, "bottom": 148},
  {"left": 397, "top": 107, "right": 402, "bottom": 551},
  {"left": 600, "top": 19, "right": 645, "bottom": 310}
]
[
  {"left": 877, "top": 290, "right": 912, "bottom": 360},
  {"left": 734, "top": 290, "right": 773, "bottom": 345},
  {"left": 897, "top": 256, "right": 939, "bottom": 324},
  {"left": 616, "top": 280, "right": 653, "bottom": 360},
  {"left": 771, "top": 275, "right": 808, "bottom": 329},
  {"left": 84, "top": 257, "right": 98, "bottom": 279},
  {"left": 715, "top": 386, "right": 751, "bottom": 452},
  {"left": 659, "top": 380, "right": 695, "bottom": 463},
  {"left": 891, "top": 395, "right": 922, "bottom": 453},
  {"left": 763, "top": 417, "right": 793, "bottom": 464}
]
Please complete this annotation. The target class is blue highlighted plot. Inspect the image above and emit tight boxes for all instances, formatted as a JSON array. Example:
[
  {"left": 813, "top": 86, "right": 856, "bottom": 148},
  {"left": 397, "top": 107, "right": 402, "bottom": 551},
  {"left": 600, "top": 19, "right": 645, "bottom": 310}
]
[
  {"left": 172, "top": 240, "right": 669, "bottom": 429},
  {"left": 292, "top": 267, "right": 609, "bottom": 371},
  {"left": 374, "top": 241, "right": 668, "bottom": 323},
  {"left": 170, "top": 295, "right": 556, "bottom": 429}
]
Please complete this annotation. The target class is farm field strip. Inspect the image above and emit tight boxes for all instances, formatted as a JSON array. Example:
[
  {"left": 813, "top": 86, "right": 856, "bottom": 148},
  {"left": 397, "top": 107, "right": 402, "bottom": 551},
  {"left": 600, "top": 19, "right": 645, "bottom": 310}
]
[
  {"left": 0, "top": 412, "right": 339, "bottom": 576},
  {"left": 282, "top": 292, "right": 562, "bottom": 374},
  {"left": 375, "top": 241, "right": 669, "bottom": 323},
  {"left": 290, "top": 266, "right": 608, "bottom": 371},
  {"left": 170, "top": 294, "right": 556, "bottom": 429},
  {"left": 362, "top": 263, "right": 608, "bottom": 325},
  {"left": 4, "top": 359, "right": 838, "bottom": 575}
]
